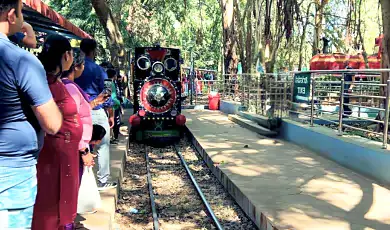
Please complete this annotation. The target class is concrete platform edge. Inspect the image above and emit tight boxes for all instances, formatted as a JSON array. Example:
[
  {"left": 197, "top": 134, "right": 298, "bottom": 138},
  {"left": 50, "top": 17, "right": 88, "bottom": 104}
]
[
  {"left": 182, "top": 105, "right": 210, "bottom": 110},
  {"left": 228, "top": 114, "right": 278, "bottom": 137},
  {"left": 79, "top": 135, "right": 127, "bottom": 230},
  {"left": 220, "top": 100, "right": 245, "bottom": 114},
  {"left": 280, "top": 119, "right": 390, "bottom": 186},
  {"left": 184, "top": 126, "right": 279, "bottom": 230},
  {"left": 238, "top": 111, "right": 272, "bottom": 129}
]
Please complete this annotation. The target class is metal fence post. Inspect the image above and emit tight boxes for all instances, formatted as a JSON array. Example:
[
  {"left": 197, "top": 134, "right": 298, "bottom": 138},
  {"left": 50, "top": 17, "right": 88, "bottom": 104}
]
[
  {"left": 358, "top": 78, "right": 363, "bottom": 117},
  {"left": 264, "top": 77, "right": 268, "bottom": 116},
  {"left": 247, "top": 75, "right": 250, "bottom": 110},
  {"left": 260, "top": 74, "right": 264, "bottom": 115},
  {"left": 310, "top": 75, "right": 315, "bottom": 127},
  {"left": 241, "top": 74, "right": 245, "bottom": 107},
  {"left": 338, "top": 77, "right": 345, "bottom": 135},
  {"left": 222, "top": 73, "right": 225, "bottom": 99},
  {"left": 289, "top": 72, "right": 294, "bottom": 118},
  {"left": 279, "top": 76, "right": 283, "bottom": 118},
  {"left": 283, "top": 81, "right": 287, "bottom": 118},
  {"left": 382, "top": 80, "right": 390, "bottom": 149},
  {"left": 256, "top": 75, "right": 259, "bottom": 114}
]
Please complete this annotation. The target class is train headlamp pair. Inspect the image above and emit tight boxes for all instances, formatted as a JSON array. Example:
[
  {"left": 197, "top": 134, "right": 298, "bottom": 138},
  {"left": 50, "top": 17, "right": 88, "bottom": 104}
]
[
  {"left": 137, "top": 57, "right": 164, "bottom": 73},
  {"left": 136, "top": 56, "right": 177, "bottom": 73}
]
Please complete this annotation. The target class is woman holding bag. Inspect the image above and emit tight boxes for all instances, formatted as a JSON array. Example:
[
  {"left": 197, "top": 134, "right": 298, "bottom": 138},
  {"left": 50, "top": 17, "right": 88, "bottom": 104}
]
[
  {"left": 61, "top": 48, "right": 109, "bottom": 179},
  {"left": 77, "top": 124, "right": 107, "bottom": 218},
  {"left": 32, "top": 35, "right": 81, "bottom": 230}
]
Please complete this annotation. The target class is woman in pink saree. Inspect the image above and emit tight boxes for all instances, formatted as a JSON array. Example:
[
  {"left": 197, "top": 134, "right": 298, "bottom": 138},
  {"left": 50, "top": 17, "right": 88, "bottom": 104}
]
[{"left": 61, "top": 48, "right": 109, "bottom": 186}]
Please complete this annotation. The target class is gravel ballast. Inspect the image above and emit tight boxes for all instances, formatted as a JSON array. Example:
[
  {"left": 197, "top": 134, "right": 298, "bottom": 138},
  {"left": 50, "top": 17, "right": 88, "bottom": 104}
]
[{"left": 115, "top": 138, "right": 257, "bottom": 230}]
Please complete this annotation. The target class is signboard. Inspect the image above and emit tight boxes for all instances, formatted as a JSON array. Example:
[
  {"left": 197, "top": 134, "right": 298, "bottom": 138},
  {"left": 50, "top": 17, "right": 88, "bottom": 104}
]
[{"left": 293, "top": 73, "right": 311, "bottom": 103}]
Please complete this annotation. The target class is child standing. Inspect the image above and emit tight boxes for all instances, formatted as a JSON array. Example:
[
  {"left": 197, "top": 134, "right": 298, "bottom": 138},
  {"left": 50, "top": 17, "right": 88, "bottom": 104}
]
[{"left": 106, "top": 68, "right": 122, "bottom": 144}]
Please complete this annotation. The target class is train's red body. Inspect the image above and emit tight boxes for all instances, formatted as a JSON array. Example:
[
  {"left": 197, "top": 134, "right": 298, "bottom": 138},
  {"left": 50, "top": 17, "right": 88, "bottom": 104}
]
[{"left": 310, "top": 35, "right": 383, "bottom": 71}]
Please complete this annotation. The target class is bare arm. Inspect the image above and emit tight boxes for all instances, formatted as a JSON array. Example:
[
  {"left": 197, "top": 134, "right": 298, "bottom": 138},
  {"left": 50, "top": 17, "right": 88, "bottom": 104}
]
[
  {"left": 17, "top": 51, "right": 61, "bottom": 134},
  {"left": 21, "top": 22, "right": 37, "bottom": 49},
  {"left": 108, "top": 107, "right": 114, "bottom": 118},
  {"left": 107, "top": 107, "right": 114, "bottom": 128},
  {"left": 90, "top": 92, "right": 111, "bottom": 108},
  {"left": 350, "top": 76, "right": 356, "bottom": 90},
  {"left": 32, "top": 99, "right": 62, "bottom": 135}
]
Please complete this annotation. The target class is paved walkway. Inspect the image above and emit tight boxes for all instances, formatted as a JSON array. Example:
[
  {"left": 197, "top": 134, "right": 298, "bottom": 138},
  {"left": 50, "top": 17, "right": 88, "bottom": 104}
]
[{"left": 183, "top": 110, "right": 390, "bottom": 230}]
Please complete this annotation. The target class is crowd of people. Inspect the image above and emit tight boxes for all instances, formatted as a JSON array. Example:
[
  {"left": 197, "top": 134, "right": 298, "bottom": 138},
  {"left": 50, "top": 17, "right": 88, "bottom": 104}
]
[
  {"left": 181, "top": 69, "right": 216, "bottom": 95},
  {"left": 0, "top": 1, "right": 125, "bottom": 229}
]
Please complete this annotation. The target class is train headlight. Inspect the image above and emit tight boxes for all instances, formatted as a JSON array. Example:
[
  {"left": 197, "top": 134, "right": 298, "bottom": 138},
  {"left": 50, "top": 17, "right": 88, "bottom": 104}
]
[
  {"left": 164, "top": 57, "right": 177, "bottom": 72},
  {"left": 152, "top": 62, "right": 164, "bottom": 74},
  {"left": 137, "top": 56, "right": 151, "bottom": 70},
  {"left": 170, "top": 110, "right": 178, "bottom": 116}
]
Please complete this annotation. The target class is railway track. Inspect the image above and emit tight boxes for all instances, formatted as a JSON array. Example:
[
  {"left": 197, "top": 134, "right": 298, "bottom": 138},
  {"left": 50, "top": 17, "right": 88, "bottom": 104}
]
[
  {"left": 145, "top": 144, "right": 224, "bottom": 230},
  {"left": 116, "top": 138, "right": 257, "bottom": 230}
]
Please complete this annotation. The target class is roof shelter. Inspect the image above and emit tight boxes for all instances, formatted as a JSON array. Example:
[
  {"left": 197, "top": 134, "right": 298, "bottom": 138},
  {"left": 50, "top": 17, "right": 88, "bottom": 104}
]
[{"left": 22, "top": 0, "right": 92, "bottom": 41}]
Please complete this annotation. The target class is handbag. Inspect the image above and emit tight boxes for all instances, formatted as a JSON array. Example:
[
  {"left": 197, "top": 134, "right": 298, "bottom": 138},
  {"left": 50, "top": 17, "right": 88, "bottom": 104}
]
[{"left": 77, "top": 166, "right": 101, "bottom": 214}]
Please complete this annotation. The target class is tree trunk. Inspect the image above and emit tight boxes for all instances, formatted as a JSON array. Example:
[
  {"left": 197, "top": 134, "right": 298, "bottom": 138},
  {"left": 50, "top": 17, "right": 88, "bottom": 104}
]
[
  {"left": 264, "top": 0, "right": 273, "bottom": 73},
  {"left": 245, "top": 7, "right": 253, "bottom": 72},
  {"left": 374, "top": 0, "right": 390, "bottom": 133},
  {"left": 380, "top": 0, "right": 390, "bottom": 101},
  {"left": 298, "top": 2, "right": 314, "bottom": 70},
  {"left": 253, "top": 0, "right": 264, "bottom": 71},
  {"left": 357, "top": 0, "right": 368, "bottom": 68},
  {"left": 220, "top": 0, "right": 238, "bottom": 75},
  {"left": 264, "top": 0, "right": 283, "bottom": 73},
  {"left": 234, "top": 0, "right": 252, "bottom": 73},
  {"left": 313, "top": 0, "right": 328, "bottom": 56},
  {"left": 90, "top": 0, "right": 125, "bottom": 67}
]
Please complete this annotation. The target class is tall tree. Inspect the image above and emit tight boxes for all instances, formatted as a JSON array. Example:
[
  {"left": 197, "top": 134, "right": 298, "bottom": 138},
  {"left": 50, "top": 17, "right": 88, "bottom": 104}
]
[
  {"left": 263, "top": 0, "right": 299, "bottom": 73},
  {"left": 298, "top": 2, "right": 315, "bottom": 70},
  {"left": 234, "top": 0, "right": 253, "bottom": 73},
  {"left": 90, "top": 0, "right": 125, "bottom": 67},
  {"left": 313, "top": 0, "right": 329, "bottom": 56},
  {"left": 380, "top": 0, "right": 390, "bottom": 103},
  {"left": 380, "top": 0, "right": 390, "bottom": 69},
  {"left": 220, "top": 0, "right": 238, "bottom": 74}
]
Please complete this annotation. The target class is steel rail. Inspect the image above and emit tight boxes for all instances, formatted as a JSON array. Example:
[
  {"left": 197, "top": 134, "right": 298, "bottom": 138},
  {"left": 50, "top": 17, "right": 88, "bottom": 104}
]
[
  {"left": 173, "top": 145, "right": 224, "bottom": 230},
  {"left": 144, "top": 146, "right": 159, "bottom": 230}
]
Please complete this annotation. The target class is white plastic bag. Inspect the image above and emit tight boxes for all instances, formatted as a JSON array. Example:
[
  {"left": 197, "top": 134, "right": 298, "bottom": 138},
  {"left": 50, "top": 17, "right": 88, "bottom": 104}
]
[{"left": 77, "top": 166, "right": 101, "bottom": 214}]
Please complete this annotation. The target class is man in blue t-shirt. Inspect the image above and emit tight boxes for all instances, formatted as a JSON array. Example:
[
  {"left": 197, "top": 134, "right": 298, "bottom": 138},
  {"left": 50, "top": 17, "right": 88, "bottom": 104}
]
[
  {"left": 8, "top": 22, "right": 36, "bottom": 48},
  {"left": 0, "top": 1, "right": 63, "bottom": 228},
  {"left": 75, "top": 38, "right": 117, "bottom": 190}
]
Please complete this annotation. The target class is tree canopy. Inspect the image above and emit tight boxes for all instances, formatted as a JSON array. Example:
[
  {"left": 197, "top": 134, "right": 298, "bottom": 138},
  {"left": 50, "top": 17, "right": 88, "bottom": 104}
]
[{"left": 46, "top": 0, "right": 385, "bottom": 73}]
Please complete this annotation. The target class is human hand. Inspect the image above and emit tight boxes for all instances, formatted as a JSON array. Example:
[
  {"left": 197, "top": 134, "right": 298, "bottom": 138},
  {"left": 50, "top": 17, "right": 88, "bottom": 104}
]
[
  {"left": 21, "top": 22, "right": 33, "bottom": 34},
  {"left": 81, "top": 152, "right": 96, "bottom": 167},
  {"left": 109, "top": 116, "right": 115, "bottom": 128},
  {"left": 94, "top": 92, "right": 111, "bottom": 105}
]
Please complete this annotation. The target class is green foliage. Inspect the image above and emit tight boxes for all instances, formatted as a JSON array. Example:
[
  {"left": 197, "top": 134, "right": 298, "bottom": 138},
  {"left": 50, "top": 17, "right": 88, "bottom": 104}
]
[
  {"left": 47, "top": 0, "right": 222, "bottom": 70},
  {"left": 48, "top": 0, "right": 109, "bottom": 62},
  {"left": 45, "top": 0, "right": 382, "bottom": 72},
  {"left": 272, "top": 0, "right": 382, "bottom": 72}
]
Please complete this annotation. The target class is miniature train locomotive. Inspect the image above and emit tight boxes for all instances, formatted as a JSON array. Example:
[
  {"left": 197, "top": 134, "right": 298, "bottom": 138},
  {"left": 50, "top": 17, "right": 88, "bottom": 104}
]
[{"left": 128, "top": 44, "right": 186, "bottom": 143}]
